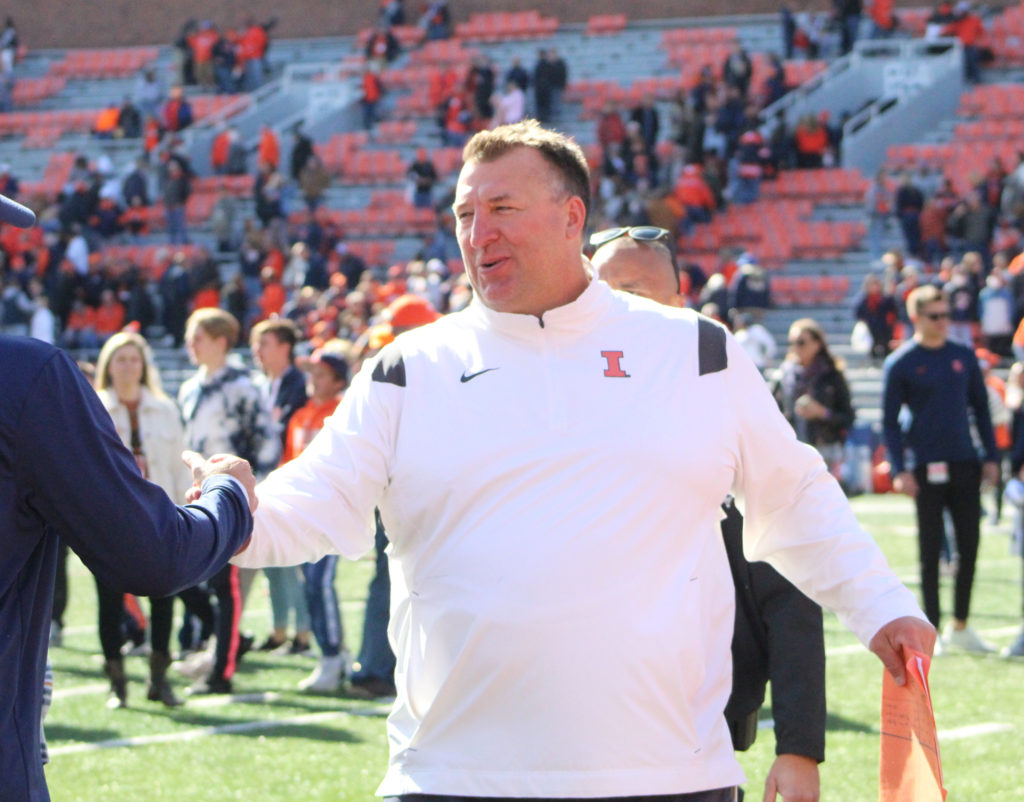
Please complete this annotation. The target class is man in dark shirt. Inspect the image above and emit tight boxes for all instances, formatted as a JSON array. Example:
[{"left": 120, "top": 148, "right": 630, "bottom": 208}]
[
  {"left": 2, "top": 335, "right": 256, "bottom": 801},
  {"left": 883, "top": 284, "right": 1000, "bottom": 652}
]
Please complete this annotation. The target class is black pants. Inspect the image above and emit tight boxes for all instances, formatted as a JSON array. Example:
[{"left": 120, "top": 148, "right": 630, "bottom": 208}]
[
  {"left": 94, "top": 578, "right": 174, "bottom": 661},
  {"left": 180, "top": 563, "right": 242, "bottom": 681},
  {"left": 387, "top": 789, "right": 736, "bottom": 802},
  {"left": 913, "top": 460, "right": 982, "bottom": 627}
]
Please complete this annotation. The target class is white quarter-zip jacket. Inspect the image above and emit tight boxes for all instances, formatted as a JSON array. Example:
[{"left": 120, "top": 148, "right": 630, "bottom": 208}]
[{"left": 237, "top": 277, "right": 924, "bottom": 798}]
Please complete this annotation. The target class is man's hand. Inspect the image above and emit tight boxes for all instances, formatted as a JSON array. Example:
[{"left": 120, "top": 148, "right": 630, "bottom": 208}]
[
  {"left": 762, "top": 753, "right": 819, "bottom": 802},
  {"left": 182, "top": 451, "right": 258, "bottom": 514},
  {"left": 892, "top": 470, "right": 918, "bottom": 497},
  {"left": 982, "top": 460, "right": 1000, "bottom": 488},
  {"left": 868, "top": 616, "right": 937, "bottom": 686}
]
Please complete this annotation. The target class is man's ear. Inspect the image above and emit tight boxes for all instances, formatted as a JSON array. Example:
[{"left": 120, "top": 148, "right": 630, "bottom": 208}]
[{"left": 565, "top": 195, "right": 587, "bottom": 240}]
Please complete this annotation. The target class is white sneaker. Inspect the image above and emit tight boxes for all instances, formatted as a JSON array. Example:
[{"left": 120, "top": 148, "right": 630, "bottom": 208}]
[
  {"left": 943, "top": 623, "right": 996, "bottom": 654},
  {"left": 1001, "top": 629, "right": 1024, "bottom": 658},
  {"left": 298, "top": 655, "right": 346, "bottom": 692},
  {"left": 174, "top": 650, "right": 214, "bottom": 680},
  {"left": 932, "top": 636, "right": 946, "bottom": 657}
]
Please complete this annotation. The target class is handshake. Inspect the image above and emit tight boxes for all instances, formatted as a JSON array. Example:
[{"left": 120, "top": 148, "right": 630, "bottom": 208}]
[{"left": 182, "top": 450, "right": 259, "bottom": 513}]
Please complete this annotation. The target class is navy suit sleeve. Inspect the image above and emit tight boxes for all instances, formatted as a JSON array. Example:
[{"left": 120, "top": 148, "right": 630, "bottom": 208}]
[
  {"left": 750, "top": 559, "right": 826, "bottom": 761},
  {"left": 17, "top": 349, "right": 252, "bottom": 597}
]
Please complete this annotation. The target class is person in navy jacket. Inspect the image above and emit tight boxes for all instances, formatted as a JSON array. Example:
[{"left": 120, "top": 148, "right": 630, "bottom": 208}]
[{"left": 0, "top": 188, "right": 256, "bottom": 802}]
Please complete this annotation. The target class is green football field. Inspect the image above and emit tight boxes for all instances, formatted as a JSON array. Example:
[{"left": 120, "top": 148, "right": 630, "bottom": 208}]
[{"left": 43, "top": 493, "right": 1024, "bottom": 801}]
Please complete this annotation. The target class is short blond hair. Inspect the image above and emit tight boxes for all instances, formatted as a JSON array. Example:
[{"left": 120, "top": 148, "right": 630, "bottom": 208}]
[
  {"left": 907, "top": 284, "right": 947, "bottom": 320},
  {"left": 186, "top": 308, "right": 240, "bottom": 347}
]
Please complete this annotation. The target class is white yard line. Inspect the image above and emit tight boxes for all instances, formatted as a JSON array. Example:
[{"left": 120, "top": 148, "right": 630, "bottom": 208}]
[
  {"left": 48, "top": 702, "right": 391, "bottom": 757},
  {"left": 939, "top": 722, "right": 1015, "bottom": 740}
]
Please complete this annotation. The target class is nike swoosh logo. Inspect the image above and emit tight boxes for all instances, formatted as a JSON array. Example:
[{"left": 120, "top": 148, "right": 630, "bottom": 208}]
[{"left": 460, "top": 368, "right": 499, "bottom": 383}]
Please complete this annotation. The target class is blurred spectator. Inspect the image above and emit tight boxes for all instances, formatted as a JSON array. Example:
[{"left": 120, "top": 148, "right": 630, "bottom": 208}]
[
  {"left": 597, "top": 101, "right": 626, "bottom": 153},
  {"left": 731, "top": 130, "right": 764, "bottom": 204},
  {"left": 0, "top": 160, "right": 19, "bottom": 199},
  {"left": 365, "top": 23, "right": 399, "bottom": 68},
  {"left": 467, "top": 54, "right": 496, "bottom": 122},
  {"left": 729, "top": 252, "right": 771, "bottom": 319},
  {"left": 134, "top": 68, "right": 166, "bottom": 120},
  {"left": 0, "top": 16, "right": 18, "bottom": 75},
  {"left": 419, "top": 0, "right": 451, "bottom": 40},
  {"left": 60, "top": 298, "right": 99, "bottom": 351},
  {"left": 772, "top": 318, "right": 855, "bottom": 480},
  {"left": 894, "top": 171, "right": 925, "bottom": 259},
  {"left": 94, "top": 288, "right": 125, "bottom": 344},
  {"left": 212, "top": 25, "right": 237, "bottom": 93},
  {"left": 289, "top": 126, "right": 315, "bottom": 183},
  {"left": 854, "top": 273, "right": 898, "bottom": 360},
  {"left": 407, "top": 148, "right": 438, "bottom": 209},
  {"left": 258, "top": 124, "right": 280, "bottom": 171},
  {"left": 532, "top": 48, "right": 556, "bottom": 123},
  {"left": 504, "top": 57, "right": 529, "bottom": 93},
  {"left": 835, "top": 0, "right": 863, "bottom": 54},
  {"left": 92, "top": 104, "right": 120, "bottom": 139},
  {"left": 161, "top": 159, "right": 191, "bottom": 245},
  {"left": 237, "top": 15, "right": 271, "bottom": 91},
  {"left": 299, "top": 153, "right": 330, "bottom": 212},
  {"left": 491, "top": 78, "right": 526, "bottom": 128},
  {"left": 548, "top": 49, "right": 568, "bottom": 119},
  {"left": 254, "top": 160, "right": 286, "bottom": 246},
  {"left": 1, "top": 275, "right": 33, "bottom": 336},
  {"left": 793, "top": 113, "right": 829, "bottom": 168},
  {"left": 944, "top": 1, "right": 984, "bottom": 83},
  {"left": 379, "top": 0, "right": 406, "bottom": 27},
  {"left": 162, "top": 85, "right": 194, "bottom": 133},
  {"left": 672, "top": 163, "right": 715, "bottom": 234},
  {"left": 979, "top": 265, "right": 1015, "bottom": 356},
  {"left": 189, "top": 20, "right": 220, "bottom": 89},
  {"left": 360, "top": 66, "right": 383, "bottom": 131},
  {"left": 722, "top": 41, "right": 753, "bottom": 99},
  {"left": 118, "top": 96, "right": 142, "bottom": 139},
  {"left": 945, "top": 259, "right": 980, "bottom": 347},
  {"left": 258, "top": 265, "right": 286, "bottom": 321},
  {"left": 629, "top": 94, "right": 661, "bottom": 154},
  {"left": 731, "top": 311, "right": 776, "bottom": 373}
]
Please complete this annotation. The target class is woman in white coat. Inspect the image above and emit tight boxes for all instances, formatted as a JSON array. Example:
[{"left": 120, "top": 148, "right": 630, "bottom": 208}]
[{"left": 93, "top": 330, "right": 192, "bottom": 707}]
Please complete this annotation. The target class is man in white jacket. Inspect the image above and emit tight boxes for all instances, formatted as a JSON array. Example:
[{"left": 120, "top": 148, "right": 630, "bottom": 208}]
[{"left": 236, "top": 120, "right": 934, "bottom": 802}]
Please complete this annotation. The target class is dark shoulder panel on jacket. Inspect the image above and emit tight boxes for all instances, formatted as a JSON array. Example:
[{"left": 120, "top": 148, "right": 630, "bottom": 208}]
[
  {"left": 698, "top": 315, "right": 728, "bottom": 376},
  {"left": 371, "top": 342, "right": 406, "bottom": 387}
]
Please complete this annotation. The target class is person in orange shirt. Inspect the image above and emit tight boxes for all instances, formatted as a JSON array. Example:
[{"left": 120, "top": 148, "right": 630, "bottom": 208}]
[
  {"left": 257, "top": 124, "right": 279, "bottom": 170},
  {"left": 794, "top": 113, "right": 829, "bottom": 168},
  {"left": 60, "top": 298, "right": 99, "bottom": 350},
  {"left": 361, "top": 68, "right": 383, "bottom": 132},
  {"left": 210, "top": 125, "right": 232, "bottom": 174},
  {"left": 236, "top": 16, "right": 269, "bottom": 91},
  {"left": 282, "top": 344, "right": 351, "bottom": 692},
  {"left": 945, "top": 1, "right": 984, "bottom": 83},
  {"left": 258, "top": 265, "right": 286, "bottom": 321},
  {"left": 93, "top": 105, "right": 121, "bottom": 139},
  {"left": 189, "top": 21, "right": 220, "bottom": 89},
  {"left": 672, "top": 164, "right": 715, "bottom": 235},
  {"left": 93, "top": 289, "right": 125, "bottom": 344}
]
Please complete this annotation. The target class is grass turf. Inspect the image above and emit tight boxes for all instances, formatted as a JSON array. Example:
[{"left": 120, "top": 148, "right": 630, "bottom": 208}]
[{"left": 43, "top": 493, "right": 1024, "bottom": 800}]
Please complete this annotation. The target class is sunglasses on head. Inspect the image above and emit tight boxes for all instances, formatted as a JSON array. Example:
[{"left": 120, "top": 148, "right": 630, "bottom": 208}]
[{"left": 589, "top": 226, "right": 671, "bottom": 249}]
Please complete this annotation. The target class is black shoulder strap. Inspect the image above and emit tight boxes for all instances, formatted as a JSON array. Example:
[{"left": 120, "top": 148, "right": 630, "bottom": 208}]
[{"left": 698, "top": 316, "right": 727, "bottom": 376}]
